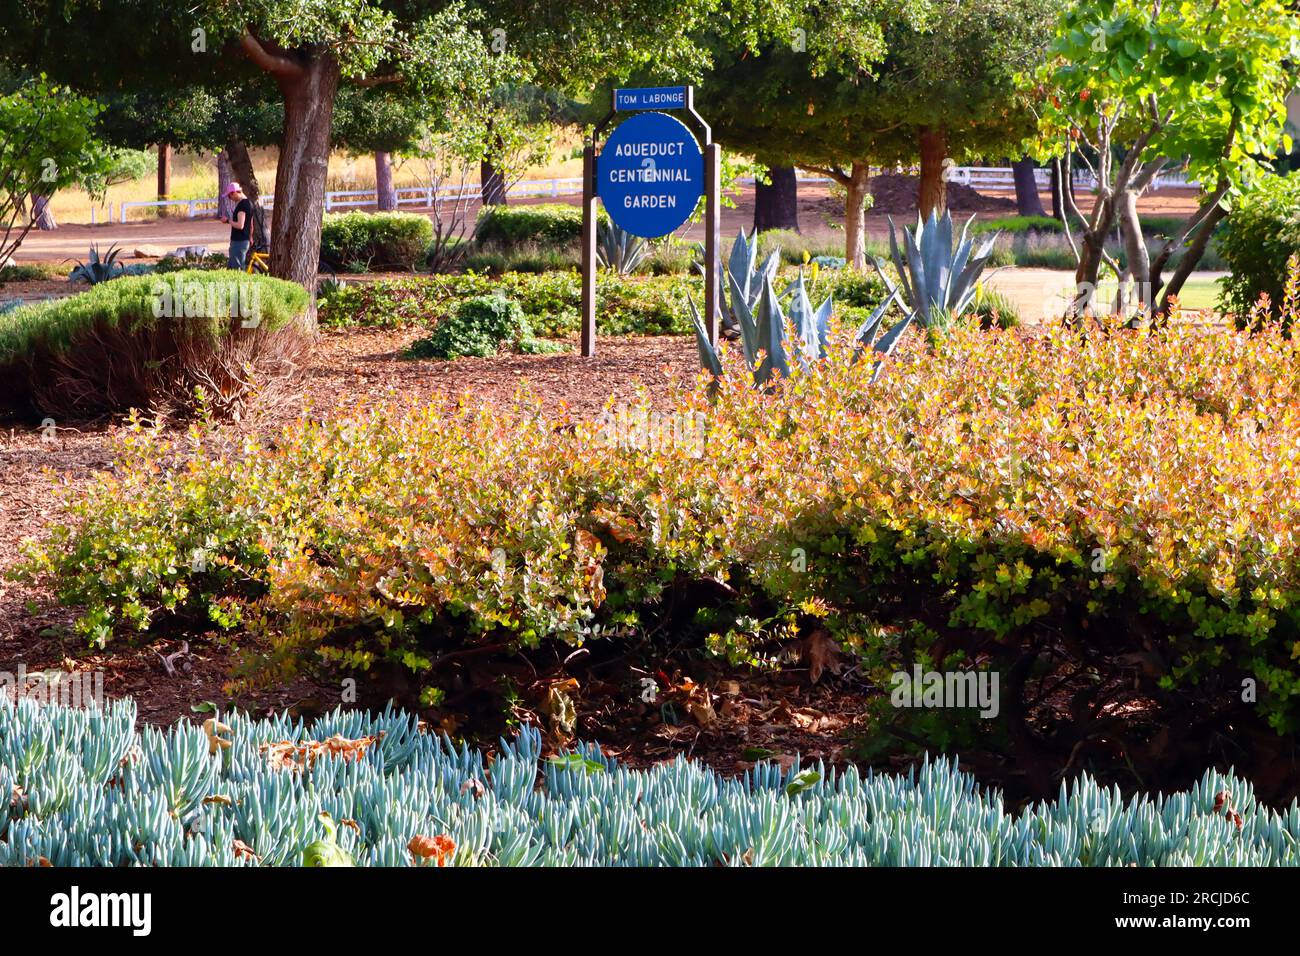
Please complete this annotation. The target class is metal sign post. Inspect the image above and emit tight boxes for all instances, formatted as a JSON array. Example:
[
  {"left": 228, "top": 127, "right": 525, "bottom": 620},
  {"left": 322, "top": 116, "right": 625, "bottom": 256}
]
[{"left": 581, "top": 85, "right": 718, "bottom": 357}]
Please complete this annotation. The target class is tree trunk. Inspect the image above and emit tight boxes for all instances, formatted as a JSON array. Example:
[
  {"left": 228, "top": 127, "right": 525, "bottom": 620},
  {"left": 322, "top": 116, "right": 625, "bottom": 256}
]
[
  {"left": 1154, "top": 201, "right": 1229, "bottom": 321},
  {"left": 844, "top": 162, "right": 871, "bottom": 271},
  {"left": 1012, "top": 156, "right": 1046, "bottom": 217},
  {"left": 1117, "top": 188, "right": 1151, "bottom": 316},
  {"left": 1071, "top": 194, "right": 1117, "bottom": 320},
  {"left": 32, "top": 194, "right": 56, "bottom": 230},
  {"left": 270, "top": 53, "right": 339, "bottom": 294},
  {"left": 1050, "top": 155, "right": 1078, "bottom": 221},
  {"left": 480, "top": 157, "right": 506, "bottom": 206},
  {"left": 225, "top": 137, "right": 260, "bottom": 205},
  {"left": 917, "top": 127, "right": 948, "bottom": 219},
  {"left": 754, "top": 165, "right": 800, "bottom": 233},
  {"left": 1050, "top": 159, "right": 1064, "bottom": 220},
  {"left": 216, "top": 150, "right": 235, "bottom": 220},
  {"left": 157, "top": 143, "right": 172, "bottom": 217},
  {"left": 375, "top": 150, "right": 397, "bottom": 211}
]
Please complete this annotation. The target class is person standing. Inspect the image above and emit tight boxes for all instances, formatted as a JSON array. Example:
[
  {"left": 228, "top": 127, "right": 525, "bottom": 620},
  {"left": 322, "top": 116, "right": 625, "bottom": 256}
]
[{"left": 221, "top": 183, "right": 254, "bottom": 269}]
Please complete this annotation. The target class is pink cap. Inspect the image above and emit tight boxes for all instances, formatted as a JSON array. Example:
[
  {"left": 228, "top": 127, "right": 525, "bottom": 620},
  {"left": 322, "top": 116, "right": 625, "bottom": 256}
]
[{"left": 224, "top": 182, "right": 242, "bottom": 197}]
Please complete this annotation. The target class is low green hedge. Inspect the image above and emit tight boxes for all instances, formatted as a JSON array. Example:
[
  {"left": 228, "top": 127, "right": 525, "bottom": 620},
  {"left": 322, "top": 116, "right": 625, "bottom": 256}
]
[
  {"left": 319, "top": 269, "right": 889, "bottom": 338},
  {"left": 320, "top": 271, "right": 697, "bottom": 337},
  {"left": 320, "top": 211, "right": 433, "bottom": 270},
  {"left": 1, "top": 696, "right": 1291, "bottom": 866},
  {"left": 0, "top": 270, "right": 310, "bottom": 418},
  {"left": 474, "top": 203, "right": 599, "bottom": 247}
]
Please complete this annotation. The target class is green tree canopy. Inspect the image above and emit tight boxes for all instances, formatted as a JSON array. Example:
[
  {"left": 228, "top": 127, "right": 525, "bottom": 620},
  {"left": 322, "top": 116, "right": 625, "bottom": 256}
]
[
  {"left": 1029, "top": 0, "right": 1300, "bottom": 320},
  {"left": 1, "top": 76, "right": 114, "bottom": 262},
  {"left": 688, "top": 0, "right": 1054, "bottom": 266}
]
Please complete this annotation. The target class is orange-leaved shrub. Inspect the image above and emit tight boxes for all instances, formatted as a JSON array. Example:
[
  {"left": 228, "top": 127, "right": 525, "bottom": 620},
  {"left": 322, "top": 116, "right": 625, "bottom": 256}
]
[{"left": 16, "top": 309, "right": 1300, "bottom": 735}]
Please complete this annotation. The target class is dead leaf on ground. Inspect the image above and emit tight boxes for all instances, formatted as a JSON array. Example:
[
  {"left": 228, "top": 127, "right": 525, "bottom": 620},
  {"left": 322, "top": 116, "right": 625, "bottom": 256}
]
[
  {"left": 678, "top": 678, "right": 716, "bottom": 727},
  {"left": 259, "top": 733, "right": 382, "bottom": 772},
  {"left": 804, "top": 629, "right": 842, "bottom": 684}
]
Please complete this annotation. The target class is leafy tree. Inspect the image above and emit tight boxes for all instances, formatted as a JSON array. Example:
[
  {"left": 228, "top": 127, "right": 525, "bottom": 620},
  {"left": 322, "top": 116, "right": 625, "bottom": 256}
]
[
  {"left": 0, "top": 77, "right": 112, "bottom": 262},
  {"left": 1, "top": 1, "right": 986, "bottom": 285},
  {"left": 332, "top": 86, "right": 432, "bottom": 210},
  {"left": 693, "top": 0, "right": 1053, "bottom": 267},
  {"left": 1030, "top": 0, "right": 1300, "bottom": 321}
]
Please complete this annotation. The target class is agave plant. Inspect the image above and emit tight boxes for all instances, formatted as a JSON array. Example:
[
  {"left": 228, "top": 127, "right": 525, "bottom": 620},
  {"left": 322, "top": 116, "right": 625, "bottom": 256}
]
[
  {"left": 694, "top": 228, "right": 783, "bottom": 337},
  {"left": 596, "top": 220, "right": 649, "bottom": 275},
  {"left": 68, "top": 244, "right": 126, "bottom": 285},
  {"left": 868, "top": 210, "right": 999, "bottom": 337},
  {"left": 689, "top": 268, "right": 900, "bottom": 387}
]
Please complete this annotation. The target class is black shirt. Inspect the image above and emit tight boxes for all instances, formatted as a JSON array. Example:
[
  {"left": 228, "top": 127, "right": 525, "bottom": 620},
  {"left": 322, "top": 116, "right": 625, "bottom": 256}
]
[{"left": 230, "top": 198, "right": 253, "bottom": 242}]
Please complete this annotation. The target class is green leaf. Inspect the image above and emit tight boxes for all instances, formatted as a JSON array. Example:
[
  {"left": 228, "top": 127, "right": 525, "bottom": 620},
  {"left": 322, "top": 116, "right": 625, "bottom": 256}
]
[
  {"left": 303, "top": 840, "right": 355, "bottom": 867},
  {"left": 785, "top": 770, "right": 821, "bottom": 797}
]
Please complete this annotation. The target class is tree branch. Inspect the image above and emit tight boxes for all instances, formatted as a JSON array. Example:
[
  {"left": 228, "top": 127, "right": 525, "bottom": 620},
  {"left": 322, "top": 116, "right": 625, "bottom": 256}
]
[
  {"left": 801, "top": 164, "right": 851, "bottom": 186},
  {"left": 240, "top": 30, "right": 305, "bottom": 79}
]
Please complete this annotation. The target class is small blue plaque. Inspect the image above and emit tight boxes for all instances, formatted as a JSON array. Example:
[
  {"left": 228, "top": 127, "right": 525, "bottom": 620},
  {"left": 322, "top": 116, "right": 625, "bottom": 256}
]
[{"left": 614, "top": 86, "right": 688, "bottom": 111}]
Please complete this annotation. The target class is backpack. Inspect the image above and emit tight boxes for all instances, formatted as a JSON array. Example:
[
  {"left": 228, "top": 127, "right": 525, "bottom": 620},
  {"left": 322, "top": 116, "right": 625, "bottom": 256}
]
[{"left": 250, "top": 200, "right": 269, "bottom": 252}]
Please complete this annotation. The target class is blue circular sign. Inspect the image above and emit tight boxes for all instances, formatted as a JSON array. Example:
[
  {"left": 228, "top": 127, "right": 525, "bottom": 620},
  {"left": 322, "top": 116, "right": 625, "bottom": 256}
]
[{"left": 598, "top": 111, "right": 703, "bottom": 239}]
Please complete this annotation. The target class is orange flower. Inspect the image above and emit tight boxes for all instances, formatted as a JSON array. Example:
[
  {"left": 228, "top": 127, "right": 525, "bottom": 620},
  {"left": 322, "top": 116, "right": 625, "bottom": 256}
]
[{"left": 408, "top": 834, "right": 456, "bottom": 866}]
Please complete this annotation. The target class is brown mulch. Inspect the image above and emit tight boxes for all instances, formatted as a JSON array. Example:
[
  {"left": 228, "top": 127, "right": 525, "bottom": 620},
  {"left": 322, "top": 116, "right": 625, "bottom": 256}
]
[{"left": 0, "top": 277, "right": 76, "bottom": 306}]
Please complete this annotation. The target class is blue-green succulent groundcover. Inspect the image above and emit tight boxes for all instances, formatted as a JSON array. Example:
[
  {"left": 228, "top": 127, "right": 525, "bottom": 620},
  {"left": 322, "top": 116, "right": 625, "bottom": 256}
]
[{"left": 1, "top": 696, "right": 1296, "bottom": 867}]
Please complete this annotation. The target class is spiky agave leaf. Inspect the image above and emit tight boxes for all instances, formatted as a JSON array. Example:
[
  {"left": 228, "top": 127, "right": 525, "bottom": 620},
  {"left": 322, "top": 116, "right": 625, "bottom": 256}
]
[
  {"left": 850, "top": 287, "right": 902, "bottom": 363},
  {"left": 868, "top": 309, "right": 915, "bottom": 383},
  {"left": 782, "top": 274, "right": 818, "bottom": 366},
  {"left": 951, "top": 231, "right": 1000, "bottom": 316},
  {"left": 728, "top": 269, "right": 760, "bottom": 367},
  {"left": 596, "top": 221, "right": 649, "bottom": 275},
  {"left": 812, "top": 291, "right": 834, "bottom": 356},
  {"left": 687, "top": 295, "right": 723, "bottom": 379},
  {"left": 727, "top": 228, "right": 757, "bottom": 304},
  {"left": 883, "top": 216, "right": 916, "bottom": 309},
  {"left": 902, "top": 226, "right": 931, "bottom": 324},
  {"left": 753, "top": 274, "right": 790, "bottom": 386},
  {"left": 924, "top": 210, "right": 953, "bottom": 312}
]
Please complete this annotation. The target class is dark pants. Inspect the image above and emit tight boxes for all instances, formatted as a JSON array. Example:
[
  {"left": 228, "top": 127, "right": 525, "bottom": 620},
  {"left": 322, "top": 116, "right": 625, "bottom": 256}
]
[{"left": 228, "top": 239, "right": 250, "bottom": 270}]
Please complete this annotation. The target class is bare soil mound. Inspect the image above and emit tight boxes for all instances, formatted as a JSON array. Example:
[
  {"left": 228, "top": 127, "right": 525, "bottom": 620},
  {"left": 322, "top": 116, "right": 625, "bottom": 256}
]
[{"left": 867, "top": 174, "right": 1019, "bottom": 217}]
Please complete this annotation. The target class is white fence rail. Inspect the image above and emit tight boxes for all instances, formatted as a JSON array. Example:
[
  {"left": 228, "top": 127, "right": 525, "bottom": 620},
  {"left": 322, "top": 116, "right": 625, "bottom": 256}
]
[
  {"left": 118, "top": 177, "right": 590, "bottom": 222},
  {"left": 113, "top": 167, "right": 1200, "bottom": 223},
  {"left": 947, "top": 166, "right": 1197, "bottom": 192}
]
